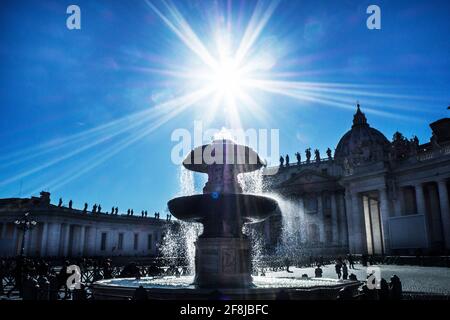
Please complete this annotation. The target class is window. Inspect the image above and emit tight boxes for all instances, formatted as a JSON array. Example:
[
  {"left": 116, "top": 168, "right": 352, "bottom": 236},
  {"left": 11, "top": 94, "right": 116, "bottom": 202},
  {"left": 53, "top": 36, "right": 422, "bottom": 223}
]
[
  {"left": 147, "top": 234, "right": 152, "bottom": 250},
  {"left": 100, "top": 232, "right": 107, "bottom": 251},
  {"left": 402, "top": 186, "right": 417, "bottom": 215},
  {"left": 304, "top": 195, "right": 318, "bottom": 214},
  {"left": 133, "top": 233, "right": 139, "bottom": 250},
  {"left": 322, "top": 194, "right": 332, "bottom": 217},
  {"left": 118, "top": 233, "right": 124, "bottom": 250}
]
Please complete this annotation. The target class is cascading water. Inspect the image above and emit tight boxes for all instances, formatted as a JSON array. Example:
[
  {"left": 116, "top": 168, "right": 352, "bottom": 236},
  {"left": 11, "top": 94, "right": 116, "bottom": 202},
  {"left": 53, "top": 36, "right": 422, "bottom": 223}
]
[
  {"left": 270, "top": 194, "right": 307, "bottom": 261},
  {"left": 160, "top": 167, "right": 202, "bottom": 274},
  {"left": 239, "top": 169, "right": 268, "bottom": 269},
  {"left": 238, "top": 169, "right": 264, "bottom": 194},
  {"left": 240, "top": 169, "right": 307, "bottom": 263}
]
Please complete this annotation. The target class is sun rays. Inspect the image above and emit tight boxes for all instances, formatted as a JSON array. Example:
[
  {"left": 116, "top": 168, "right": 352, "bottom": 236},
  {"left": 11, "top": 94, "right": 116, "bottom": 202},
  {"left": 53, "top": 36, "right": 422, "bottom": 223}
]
[{"left": 0, "top": 0, "right": 439, "bottom": 195}]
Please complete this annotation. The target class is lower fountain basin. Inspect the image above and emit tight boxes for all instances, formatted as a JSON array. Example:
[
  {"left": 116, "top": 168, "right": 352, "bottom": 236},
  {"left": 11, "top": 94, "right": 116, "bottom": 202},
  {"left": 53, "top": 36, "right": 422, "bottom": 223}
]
[
  {"left": 92, "top": 276, "right": 361, "bottom": 300},
  {"left": 168, "top": 193, "right": 279, "bottom": 237}
]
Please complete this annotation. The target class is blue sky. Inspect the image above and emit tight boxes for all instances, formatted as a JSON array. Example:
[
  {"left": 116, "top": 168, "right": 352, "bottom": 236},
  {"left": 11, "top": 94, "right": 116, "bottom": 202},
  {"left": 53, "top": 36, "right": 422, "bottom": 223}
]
[{"left": 1, "top": 0, "right": 449, "bottom": 215}]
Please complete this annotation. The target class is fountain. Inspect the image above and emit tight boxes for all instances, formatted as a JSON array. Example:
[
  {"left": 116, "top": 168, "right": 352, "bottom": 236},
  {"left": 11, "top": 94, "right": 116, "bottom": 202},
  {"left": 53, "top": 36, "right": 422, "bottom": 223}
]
[
  {"left": 92, "top": 139, "right": 360, "bottom": 299},
  {"left": 167, "top": 139, "right": 279, "bottom": 288}
]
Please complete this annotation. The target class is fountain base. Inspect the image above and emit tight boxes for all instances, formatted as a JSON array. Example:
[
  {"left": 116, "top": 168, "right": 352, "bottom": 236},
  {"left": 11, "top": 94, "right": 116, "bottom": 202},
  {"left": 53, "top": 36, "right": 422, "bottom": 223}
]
[
  {"left": 194, "top": 237, "right": 252, "bottom": 288},
  {"left": 92, "top": 276, "right": 362, "bottom": 300}
]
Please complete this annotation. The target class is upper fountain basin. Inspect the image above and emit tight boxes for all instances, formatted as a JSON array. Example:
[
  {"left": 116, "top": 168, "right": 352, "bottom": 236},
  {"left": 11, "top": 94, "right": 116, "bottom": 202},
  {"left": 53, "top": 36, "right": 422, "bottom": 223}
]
[{"left": 183, "top": 139, "right": 266, "bottom": 174}]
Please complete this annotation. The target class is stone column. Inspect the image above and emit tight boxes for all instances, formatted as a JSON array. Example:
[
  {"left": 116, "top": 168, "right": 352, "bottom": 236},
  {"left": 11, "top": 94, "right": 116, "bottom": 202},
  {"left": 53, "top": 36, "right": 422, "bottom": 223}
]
[
  {"left": 79, "top": 225, "right": 86, "bottom": 256},
  {"left": 86, "top": 227, "right": 97, "bottom": 256},
  {"left": 330, "top": 192, "right": 339, "bottom": 245},
  {"left": 24, "top": 228, "right": 33, "bottom": 256},
  {"left": 338, "top": 192, "right": 348, "bottom": 246},
  {"left": 437, "top": 179, "right": 450, "bottom": 249},
  {"left": 378, "top": 187, "right": 391, "bottom": 254},
  {"left": 344, "top": 190, "right": 355, "bottom": 252},
  {"left": 299, "top": 197, "right": 307, "bottom": 243},
  {"left": 63, "top": 224, "right": 71, "bottom": 256},
  {"left": 415, "top": 183, "right": 431, "bottom": 247},
  {"left": 47, "top": 223, "right": 62, "bottom": 257},
  {"left": 0, "top": 223, "right": 6, "bottom": 239},
  {"left": 12, "top": 226, "right": 19, "bottom": 255},
  {"left": 40, "top": 223, "right": 49, "bottom": 257},
  {"left": 351, "top": 191, "right": 365, "bottom": 253},
  {"left": 317, "top": 193, "right": 325, "bottom": 244}
]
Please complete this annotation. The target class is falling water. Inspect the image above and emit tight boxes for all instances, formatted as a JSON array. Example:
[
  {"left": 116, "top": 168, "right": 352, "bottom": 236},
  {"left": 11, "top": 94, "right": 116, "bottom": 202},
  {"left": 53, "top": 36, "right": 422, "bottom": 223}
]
[
  {"left": 239, "top": 169, "right": 267, "bottom": 267},
  {"left": 238, "top": 169, "right": 264, "bottom": 194},
  {"left": 271, "top": 194, "right": 307, "bottom": 260},
  {"left": 240, "top": 169, "right": 307, "bottom": 262},
  {"left": 179, "top": 166, "right": 195, "bottom": 196},
  {"left": 160, "top": 167, "right": 202, "bottom": 274}
]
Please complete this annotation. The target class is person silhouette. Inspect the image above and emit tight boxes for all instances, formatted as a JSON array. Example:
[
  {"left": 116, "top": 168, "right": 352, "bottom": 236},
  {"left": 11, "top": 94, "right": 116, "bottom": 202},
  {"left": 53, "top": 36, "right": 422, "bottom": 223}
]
[
  {"left": 326, "top": 148, "right": 332, "bottom": 160},
  {"left": 342, "top": 262, "right": 348, "bottom": 280},
  {"left": 295, "top": 152, "right": 301, "bottom": 165},
  {"left": 314, "top": 265, "right": 323, "bottom": 278}
]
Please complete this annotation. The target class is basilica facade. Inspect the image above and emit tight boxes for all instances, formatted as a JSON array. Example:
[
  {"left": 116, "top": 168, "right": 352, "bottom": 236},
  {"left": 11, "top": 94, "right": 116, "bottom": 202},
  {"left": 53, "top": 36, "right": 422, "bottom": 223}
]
[
  {"left": 0, "top": 192, "right": 167, "bottom": 258},
  {"left": 262, "top": 105, "right": 450, "bottom": 256}
]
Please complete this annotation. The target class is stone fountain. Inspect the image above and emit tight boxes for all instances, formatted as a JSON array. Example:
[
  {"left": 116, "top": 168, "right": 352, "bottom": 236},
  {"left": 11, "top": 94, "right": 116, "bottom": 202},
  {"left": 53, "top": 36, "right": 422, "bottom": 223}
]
[
  {"left": 92, "top": 139, "right": 360, "bottom": 300},
  {"left": 167, "top": 139, "right": 279, "bottom": 288}
]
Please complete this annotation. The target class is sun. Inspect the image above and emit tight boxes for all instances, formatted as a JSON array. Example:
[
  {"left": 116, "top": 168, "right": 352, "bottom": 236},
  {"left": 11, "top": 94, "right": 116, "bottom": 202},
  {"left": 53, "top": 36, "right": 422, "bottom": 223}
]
[{"left": 211, "top": 56, "right": 244, "bottom": 98}]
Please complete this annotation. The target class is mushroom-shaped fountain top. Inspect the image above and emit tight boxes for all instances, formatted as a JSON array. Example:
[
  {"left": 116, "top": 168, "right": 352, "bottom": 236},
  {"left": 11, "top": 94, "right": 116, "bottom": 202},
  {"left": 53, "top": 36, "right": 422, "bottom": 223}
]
[{"left": 183, "top": 139, "right": 266, "bottom": 174}]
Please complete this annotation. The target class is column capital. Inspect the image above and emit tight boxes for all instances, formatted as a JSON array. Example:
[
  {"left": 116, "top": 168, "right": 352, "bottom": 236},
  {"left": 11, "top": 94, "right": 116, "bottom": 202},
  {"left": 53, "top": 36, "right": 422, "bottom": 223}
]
[{"left": 414, "top": 182, "right": 424, "bottom": 189}]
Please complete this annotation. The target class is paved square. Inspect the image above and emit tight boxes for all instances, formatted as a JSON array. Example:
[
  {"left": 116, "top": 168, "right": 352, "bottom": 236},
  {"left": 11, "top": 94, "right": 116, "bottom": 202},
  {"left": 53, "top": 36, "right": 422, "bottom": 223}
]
[{"left": 265, "top": 264, "right": 450, "bottom": 295}]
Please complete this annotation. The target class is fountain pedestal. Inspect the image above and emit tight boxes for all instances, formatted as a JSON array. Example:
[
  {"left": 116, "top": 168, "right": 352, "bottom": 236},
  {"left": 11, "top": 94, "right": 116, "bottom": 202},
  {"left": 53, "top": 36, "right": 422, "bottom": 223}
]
[{"left": 194, "top": 238, "right": 252, "bottom": 288}]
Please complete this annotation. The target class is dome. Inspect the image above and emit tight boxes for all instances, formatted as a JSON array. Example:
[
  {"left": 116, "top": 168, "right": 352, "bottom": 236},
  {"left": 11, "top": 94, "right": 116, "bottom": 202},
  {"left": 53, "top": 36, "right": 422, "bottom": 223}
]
[{"left": 335, "top": 104, "right": 390, "bottom": 165}]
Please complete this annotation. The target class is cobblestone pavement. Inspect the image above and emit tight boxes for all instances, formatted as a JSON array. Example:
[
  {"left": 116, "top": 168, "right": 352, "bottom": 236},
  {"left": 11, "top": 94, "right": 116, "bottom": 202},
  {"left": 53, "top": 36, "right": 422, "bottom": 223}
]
[{"left": 265, "top": 264, "right": 450, "bottom": 295}]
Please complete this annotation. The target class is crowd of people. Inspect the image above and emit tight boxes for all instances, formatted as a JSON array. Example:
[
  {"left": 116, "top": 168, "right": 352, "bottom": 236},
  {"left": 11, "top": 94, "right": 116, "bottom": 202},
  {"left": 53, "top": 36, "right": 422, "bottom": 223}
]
[{"left": 0, "top": 256, "right": 188, "bottom": 300}]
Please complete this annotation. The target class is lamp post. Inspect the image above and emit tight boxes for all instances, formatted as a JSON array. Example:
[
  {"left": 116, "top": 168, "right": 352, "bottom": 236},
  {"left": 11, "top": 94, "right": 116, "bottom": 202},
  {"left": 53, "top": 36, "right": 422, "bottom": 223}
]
[{"left": 14, "top": 212, "right": 37, "bottom": 256}]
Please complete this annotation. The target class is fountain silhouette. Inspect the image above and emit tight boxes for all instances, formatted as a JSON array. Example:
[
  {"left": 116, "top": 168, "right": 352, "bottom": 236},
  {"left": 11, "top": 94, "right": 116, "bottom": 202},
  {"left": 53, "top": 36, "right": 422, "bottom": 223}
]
[
  {"left": 168, "top": 138, "right": 279, "bottom": 288},
  {"left": 92, "top": 139, "right": 360, "bottom": 299}
]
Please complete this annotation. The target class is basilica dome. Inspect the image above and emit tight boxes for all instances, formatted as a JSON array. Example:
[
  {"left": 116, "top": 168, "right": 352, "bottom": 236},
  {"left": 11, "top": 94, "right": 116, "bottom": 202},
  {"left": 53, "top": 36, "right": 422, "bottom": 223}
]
[{"left": 334, "top": 104, "right": 390, "bottom": 165}]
